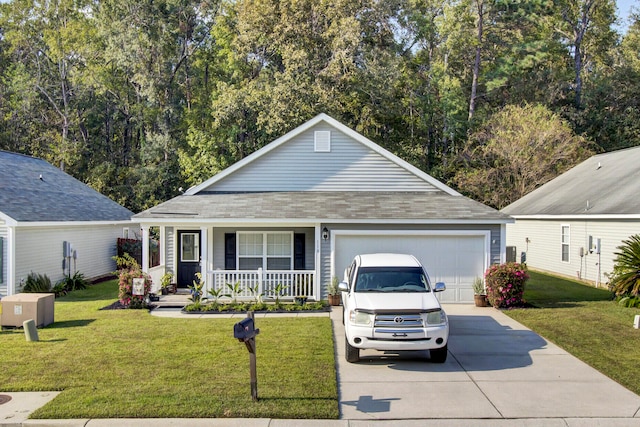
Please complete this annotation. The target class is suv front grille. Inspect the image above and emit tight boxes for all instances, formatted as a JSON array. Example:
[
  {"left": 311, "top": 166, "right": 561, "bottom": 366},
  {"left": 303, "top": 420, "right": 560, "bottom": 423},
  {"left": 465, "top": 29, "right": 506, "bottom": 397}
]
[{"left": 374, "top": 314, "right": 423, "bottom": 328}]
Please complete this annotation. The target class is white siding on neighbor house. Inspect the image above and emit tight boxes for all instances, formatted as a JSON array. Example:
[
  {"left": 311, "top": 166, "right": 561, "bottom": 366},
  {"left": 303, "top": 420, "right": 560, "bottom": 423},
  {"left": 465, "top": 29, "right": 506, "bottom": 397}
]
[
  {"left": 206, "top": 123, "right": 437, "bottom": 193},
  {"left": 0, "top": 226, "right": 7, "bottom": 296},
  {"left": 506, "top": 219, "right": 640, "bottom": 285},
  {"left": 13, "top": 224, "right": 127, "bottom": 291}
]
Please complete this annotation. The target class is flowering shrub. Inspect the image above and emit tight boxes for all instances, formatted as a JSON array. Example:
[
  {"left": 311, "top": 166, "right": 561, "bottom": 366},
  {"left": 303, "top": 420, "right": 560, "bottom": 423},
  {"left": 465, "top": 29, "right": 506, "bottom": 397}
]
[
  {"left": 114, "top": 253, "right": 152, "bottom": 308},
  {"left": 484, "top": 262, "right": 529, "bottom": 308}
]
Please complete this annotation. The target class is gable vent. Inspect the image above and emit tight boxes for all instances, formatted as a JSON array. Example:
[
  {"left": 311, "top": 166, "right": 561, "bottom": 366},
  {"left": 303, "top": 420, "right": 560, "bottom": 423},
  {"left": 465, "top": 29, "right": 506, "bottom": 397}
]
[{"left": 314, "top": 131, "right": 331, "bottom": 152}]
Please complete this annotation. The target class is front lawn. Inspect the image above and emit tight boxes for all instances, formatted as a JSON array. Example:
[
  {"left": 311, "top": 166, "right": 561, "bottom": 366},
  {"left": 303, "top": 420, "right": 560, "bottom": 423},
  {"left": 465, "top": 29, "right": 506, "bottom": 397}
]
[
  {"left": 0, "top": 281, "right": 338, "bottom": 419},
  {"left": 504, "top": 271, "right": 640, "bottom": 396}
]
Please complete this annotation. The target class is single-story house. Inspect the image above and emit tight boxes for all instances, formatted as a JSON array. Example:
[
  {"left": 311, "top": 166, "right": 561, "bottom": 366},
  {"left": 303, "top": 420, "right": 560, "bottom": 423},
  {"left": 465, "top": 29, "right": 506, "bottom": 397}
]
[
  {"left": 134, "top": 113, "right": 512, "bottom": 303},
  {"left": 0, "top": 150, "right": 136, "bottom": 296},
  {"left": 502, "top": 146, "right": 640, "bottom": 287}
]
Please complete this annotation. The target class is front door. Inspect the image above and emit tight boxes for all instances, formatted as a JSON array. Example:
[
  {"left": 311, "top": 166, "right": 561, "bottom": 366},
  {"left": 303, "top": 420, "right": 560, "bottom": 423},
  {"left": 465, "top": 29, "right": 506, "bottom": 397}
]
[{"left": 177, "top": 230, "right": 201, "bottom": 288}]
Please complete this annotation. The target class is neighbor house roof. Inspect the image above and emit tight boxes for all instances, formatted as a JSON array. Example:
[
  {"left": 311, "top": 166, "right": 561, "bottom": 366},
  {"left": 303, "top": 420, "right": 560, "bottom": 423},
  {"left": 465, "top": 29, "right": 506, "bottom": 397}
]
[
  {"left": 502, "top": 146, "right": 640, "bottom": 217},
  {"left": 0, "top": 150, "right": 133, "bottom": 223},
  {"left": 134, "top": 191, "right": 511, "bottom": 223}
]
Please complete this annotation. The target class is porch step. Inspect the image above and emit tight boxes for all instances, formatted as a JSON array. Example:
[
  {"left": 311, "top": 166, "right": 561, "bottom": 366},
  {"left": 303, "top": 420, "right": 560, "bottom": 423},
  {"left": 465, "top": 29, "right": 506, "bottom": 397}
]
[{"left": 151, "top": 293, "right": 191, "bottom": 308}]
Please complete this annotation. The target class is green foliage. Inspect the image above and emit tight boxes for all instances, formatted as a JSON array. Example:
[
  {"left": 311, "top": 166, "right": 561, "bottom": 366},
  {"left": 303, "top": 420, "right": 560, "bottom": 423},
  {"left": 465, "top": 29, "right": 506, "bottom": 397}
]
[
  {"left": 184, "top": 300, "right": 329, "bottom": 313},
  {"left": 472, "top": 277, "right": 485, "bottom": 295},
  {"left": 113, "top": 253, "right": 152, "bottom": 308},
  {"left": 188, "top": 272, "right": 204, "bottom": 303},
  {"left": 22, "top": 272, "right": 52, "bottom": 293},
  {"left": 60, "top": 271, "right": 89, "bottom": 292},
  {"left": 484, "top": 262, "right": 529, "bottom": 308},
  {"left": 0, "top": 0, "right": 633, "bottom": 214},
  {"left": 328, "top": 276, "right": 339, "bottom": 296},
  {"left": 609, "top": 234, "right": 640, "bottom": 296},
  {"left": 454, "top": 104, "right": 594, "bottom": 209},
  {"left": 224, "top": 281, "right": 242, "bottom": 304}
]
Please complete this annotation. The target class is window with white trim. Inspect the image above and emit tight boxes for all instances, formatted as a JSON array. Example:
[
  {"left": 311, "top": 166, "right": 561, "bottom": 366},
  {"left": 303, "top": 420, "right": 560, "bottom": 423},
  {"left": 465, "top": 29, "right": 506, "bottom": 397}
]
[
  {"left": 238, "top": 232, "right": 292, "bottom": 270},
  {"left": 561, "top": 225, "right": 570, "bottom": 262}
]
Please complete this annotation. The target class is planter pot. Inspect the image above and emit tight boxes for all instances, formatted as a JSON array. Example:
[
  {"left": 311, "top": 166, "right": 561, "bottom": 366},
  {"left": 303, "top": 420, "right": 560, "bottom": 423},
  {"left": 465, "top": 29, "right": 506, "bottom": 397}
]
[
  {"left": 149, "top": 294, "right": 160, "bottom": 302},
  {"left": 328, "top": 294, "right": 341, "bottom": 306},
  {"left": 161, "top": 288, "right": 168, "bottom": 295},
  {"left": 474, "top": 294, "right": 489, "bottom": 307}
]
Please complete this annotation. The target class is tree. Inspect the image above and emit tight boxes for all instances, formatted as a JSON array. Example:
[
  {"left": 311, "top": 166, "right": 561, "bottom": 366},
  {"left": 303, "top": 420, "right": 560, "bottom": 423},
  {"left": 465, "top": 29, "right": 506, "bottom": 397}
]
[
  {"left": 453, "top": 104, "right": 594, "bottom": 209},
  {"left": 609, "top": 234, "right": 640, "bottom": 296}
]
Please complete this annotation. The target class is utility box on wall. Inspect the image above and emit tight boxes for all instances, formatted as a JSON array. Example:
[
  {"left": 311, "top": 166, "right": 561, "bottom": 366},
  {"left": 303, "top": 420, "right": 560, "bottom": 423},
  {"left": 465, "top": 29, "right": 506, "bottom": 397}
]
[{"left": 1, "top": 293, "right": 55, "bottom": 328}]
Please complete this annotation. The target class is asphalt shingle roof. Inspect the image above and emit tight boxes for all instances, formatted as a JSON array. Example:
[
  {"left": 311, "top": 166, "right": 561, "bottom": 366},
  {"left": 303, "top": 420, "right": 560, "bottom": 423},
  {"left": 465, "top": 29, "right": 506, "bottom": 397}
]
[
  {"left": 134, "top": 191, "right": 511, "bottom": 222},
  {"left": 502, "top": 146, "right": 640, "bottom": 216},
  {"left": 0, "top": 150, "right": 133, "bottom": 222}
]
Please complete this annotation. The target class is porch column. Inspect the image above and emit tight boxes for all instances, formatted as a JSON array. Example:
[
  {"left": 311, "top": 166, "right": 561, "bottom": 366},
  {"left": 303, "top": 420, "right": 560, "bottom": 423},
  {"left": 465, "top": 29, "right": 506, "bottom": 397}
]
[
  {"left": 159, "top": 226, "right": 166, "bottom": 268},
  {"left": 7, "top": 226, "right": 16, "bottom": 295},
  {"left": 200, "top": 226, "right": 209, "bottom": 294},
  {"left": 141, "top": 225, "right": 149, "bottom": 273},
  {"left": 315, "top": 224, "right": 321, "bottom": 300}
]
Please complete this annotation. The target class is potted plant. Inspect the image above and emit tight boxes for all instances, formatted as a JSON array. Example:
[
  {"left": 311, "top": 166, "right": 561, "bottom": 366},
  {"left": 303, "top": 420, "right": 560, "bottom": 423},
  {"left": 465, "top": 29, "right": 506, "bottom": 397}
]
[
  {"left": 473, "top": 276, "right": 488, "bottom": 307},
  {"left": 160, "top": 272, "right": 174, "bottom": 295},
  {"left": 327, "top": 276, "right": 341, "bottom": 306}
]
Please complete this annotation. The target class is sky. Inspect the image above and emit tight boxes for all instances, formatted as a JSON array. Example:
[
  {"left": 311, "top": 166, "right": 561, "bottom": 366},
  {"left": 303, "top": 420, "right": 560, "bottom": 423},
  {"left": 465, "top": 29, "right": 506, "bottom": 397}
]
[{"left": 616, "top": 0, "right": 638, "bottom": 32}]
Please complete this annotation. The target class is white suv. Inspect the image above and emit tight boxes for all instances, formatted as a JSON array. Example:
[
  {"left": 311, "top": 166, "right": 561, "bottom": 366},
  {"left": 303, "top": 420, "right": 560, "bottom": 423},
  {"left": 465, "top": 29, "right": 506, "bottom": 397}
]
[{"left": 339, "top": 253, "right": 449, "bottom": 363}]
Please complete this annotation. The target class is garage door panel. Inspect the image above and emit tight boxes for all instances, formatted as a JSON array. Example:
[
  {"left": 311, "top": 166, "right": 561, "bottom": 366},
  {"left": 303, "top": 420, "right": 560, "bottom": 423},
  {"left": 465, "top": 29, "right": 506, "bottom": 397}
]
[{"left": 334, "top": 233, "right": 487, "bottom": 303}]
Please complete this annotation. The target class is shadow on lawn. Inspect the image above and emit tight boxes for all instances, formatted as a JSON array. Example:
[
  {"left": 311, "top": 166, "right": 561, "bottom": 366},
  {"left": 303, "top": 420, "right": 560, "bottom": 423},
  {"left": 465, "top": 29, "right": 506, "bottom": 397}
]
[{"left": 47, "top": 319, "right": 96, "bottom": 328}]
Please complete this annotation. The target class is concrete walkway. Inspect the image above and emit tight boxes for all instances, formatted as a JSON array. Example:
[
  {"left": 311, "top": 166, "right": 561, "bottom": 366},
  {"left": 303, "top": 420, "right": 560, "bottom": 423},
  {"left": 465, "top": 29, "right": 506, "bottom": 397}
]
[{"left": 3, "top": 305, "right": 640, "bottom": 426}]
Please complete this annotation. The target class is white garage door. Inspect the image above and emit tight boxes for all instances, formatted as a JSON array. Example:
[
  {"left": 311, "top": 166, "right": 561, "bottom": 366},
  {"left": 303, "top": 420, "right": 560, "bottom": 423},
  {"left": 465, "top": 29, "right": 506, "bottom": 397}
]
[{"left": 333, "top": 232, "right": 488, "bottom": 303}]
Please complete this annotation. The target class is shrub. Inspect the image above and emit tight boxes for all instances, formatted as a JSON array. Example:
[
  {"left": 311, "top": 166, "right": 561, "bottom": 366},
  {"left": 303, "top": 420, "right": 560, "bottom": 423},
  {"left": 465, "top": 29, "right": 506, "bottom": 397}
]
[
  {"left": 22, "top": 272, "right": 52, "bottom": 293},
  {"left": 59, "top": 271, "right": 89, "bottom": 292},
  {"left": 113, "top": 253, "right": 152, "bottom": 308},
  {"left": 609, "top": 234, "right": 640, "bottom": 296},
  {"left": 484, "top": 262, "right": 529, "bottom": 308}
]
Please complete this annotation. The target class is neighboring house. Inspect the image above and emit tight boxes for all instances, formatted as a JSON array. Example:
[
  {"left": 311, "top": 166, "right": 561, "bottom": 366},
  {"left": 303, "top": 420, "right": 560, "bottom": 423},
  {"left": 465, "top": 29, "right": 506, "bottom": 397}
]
[
  {"left": 134, "top": 114, "right": 512, "bottom": 303},
  {"left": 502, "top": 146, "right": 640, "bottom": 287},
  {"left": 0, "top": 150, "right": 136, "bottom": 296}
]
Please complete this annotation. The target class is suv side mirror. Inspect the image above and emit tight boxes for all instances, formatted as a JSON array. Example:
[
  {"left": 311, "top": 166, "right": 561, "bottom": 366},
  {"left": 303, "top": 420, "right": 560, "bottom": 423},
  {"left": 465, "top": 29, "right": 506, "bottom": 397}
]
[
  {"left": 338, "top": 281, "right": 349, "bottom": 292},
  {"left": 434, "top": 282, "right": 446, "bottom": 292}
]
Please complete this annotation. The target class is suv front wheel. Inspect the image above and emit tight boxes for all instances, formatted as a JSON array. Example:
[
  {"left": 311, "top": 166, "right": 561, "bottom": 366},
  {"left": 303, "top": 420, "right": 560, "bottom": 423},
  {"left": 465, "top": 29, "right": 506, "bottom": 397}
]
[
  {"left": 345, "top": 336, "right": 360, "bottom": 363},
  {"left": 430, "top": 345, "right": 448, "bottom": 363}
]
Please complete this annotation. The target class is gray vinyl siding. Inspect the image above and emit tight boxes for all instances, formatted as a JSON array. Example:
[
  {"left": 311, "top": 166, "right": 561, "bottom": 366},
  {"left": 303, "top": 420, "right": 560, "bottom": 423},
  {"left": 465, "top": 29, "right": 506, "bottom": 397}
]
[
  {"left": 506, "top": 219, "right": 640, "bottom": 285},
  {"left": 165, "top": 227, "right": 175, "bottom": 275},
  {"left": 211, "top": 227, "right": 315, "bottom": 271},
  {"left": 13, "top": 225, "right": 123, "bottom": 292},
  {"left": 206, "top": 123, "right": 436, "bottom": 193}
]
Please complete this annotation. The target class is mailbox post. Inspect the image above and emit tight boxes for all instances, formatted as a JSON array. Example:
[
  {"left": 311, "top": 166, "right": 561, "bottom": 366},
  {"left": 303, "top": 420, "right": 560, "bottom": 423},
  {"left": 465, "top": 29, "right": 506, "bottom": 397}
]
[{"left": 233, "top": 311, "right": 260, "bottom": 401}]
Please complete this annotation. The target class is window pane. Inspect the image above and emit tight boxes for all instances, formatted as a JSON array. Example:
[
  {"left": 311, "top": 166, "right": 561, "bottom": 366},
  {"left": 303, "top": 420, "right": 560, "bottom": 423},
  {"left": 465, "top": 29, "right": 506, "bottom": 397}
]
[
  {"left": 239, "top": 257, "right": 263, "bottom": 270},
  {"left": 239, "top": 233, "right": 263, "bottom": 256},
  {"left": 181, "top": 233, "right": 199, "bottom": 262},
  {"left": 267, "top": 257, "right": 291, "bottom": 270},
  {"left": 267, "top": 233, "right": 291, "bottom": 256}
]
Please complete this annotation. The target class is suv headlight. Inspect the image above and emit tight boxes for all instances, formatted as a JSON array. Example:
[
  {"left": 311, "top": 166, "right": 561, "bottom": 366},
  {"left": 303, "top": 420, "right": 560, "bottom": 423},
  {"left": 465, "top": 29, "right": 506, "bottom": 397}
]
[
  {"left": 349, "top": 310, "right": 372, "bottom": 326},
  {"left": 426, "top": 310, "right": 447, "bottom": 326}
]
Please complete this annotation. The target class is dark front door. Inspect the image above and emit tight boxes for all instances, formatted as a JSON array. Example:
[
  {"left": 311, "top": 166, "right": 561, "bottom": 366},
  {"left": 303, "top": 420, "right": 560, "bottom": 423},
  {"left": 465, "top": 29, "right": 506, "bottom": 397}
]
[{"left": 177, "top": 230, "right": 201, "bottom": 288}]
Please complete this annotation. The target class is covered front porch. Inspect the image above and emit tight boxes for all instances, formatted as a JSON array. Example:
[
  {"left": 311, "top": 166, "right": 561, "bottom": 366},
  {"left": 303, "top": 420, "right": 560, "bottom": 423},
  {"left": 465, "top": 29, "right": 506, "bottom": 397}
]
[{"left": 140, "top": 224, "right": 324, "bottom": 301}]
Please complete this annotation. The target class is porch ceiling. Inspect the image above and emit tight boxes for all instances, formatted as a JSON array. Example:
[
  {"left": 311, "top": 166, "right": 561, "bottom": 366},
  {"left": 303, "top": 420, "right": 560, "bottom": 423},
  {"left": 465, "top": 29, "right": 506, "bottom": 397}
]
[{"left": 134, "top": 191, "right": 511, "bottom": 222}]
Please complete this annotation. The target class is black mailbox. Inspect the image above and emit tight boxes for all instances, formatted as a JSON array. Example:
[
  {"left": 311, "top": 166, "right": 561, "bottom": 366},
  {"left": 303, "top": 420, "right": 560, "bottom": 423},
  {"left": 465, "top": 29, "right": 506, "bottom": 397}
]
[{"left": 234, "top": 317, "right": 257, "bottom": 341}]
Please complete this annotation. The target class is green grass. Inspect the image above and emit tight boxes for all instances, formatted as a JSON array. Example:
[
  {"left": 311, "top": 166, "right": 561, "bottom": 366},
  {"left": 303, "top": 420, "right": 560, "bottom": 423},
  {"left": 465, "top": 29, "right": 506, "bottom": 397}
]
[
  {"left": 505, "top": 270, "right": 640, "bottom": 396},
  {"left": 0, "top": 281, "right": 338, "bottom": 419}
]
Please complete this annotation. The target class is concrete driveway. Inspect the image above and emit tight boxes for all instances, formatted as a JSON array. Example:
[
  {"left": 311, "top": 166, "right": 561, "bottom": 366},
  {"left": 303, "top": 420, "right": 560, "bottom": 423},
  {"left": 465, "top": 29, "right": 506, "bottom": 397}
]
[{"left": 334, "top": 304, "right": 640, "bottom": 422}]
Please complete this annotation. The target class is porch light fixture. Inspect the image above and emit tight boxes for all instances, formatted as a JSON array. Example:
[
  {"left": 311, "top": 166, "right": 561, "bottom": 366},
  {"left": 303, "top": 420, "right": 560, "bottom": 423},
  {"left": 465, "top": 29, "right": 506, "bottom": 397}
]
[{"left": 322, "top": 227, "right": 329, "bottom": 241}]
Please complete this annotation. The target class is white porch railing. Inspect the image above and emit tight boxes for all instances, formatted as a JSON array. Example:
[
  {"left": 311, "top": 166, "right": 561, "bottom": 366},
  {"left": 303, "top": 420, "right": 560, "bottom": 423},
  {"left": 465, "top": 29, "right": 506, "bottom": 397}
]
[{"left": 207, "top": 269, "right": 316, "bottom": 301}]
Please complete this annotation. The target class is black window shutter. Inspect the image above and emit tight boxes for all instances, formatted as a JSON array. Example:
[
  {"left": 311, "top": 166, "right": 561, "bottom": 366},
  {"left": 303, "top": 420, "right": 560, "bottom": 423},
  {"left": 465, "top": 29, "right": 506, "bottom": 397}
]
[
  {"left": 225, "top": 233, "right": 236, "bottom": 270},
  {"left": 294, "top": 233, "right": 305, "bottom": 270}
]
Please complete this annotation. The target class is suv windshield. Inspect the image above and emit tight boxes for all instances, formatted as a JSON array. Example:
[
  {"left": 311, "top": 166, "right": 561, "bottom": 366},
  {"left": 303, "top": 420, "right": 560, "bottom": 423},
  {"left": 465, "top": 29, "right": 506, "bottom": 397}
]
[{"left": 354, "top": 266, "right": 430, "bottom": 293}]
